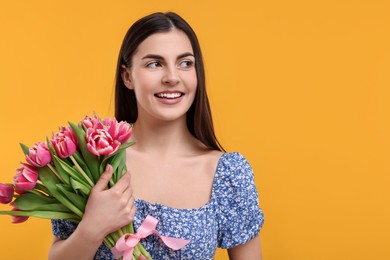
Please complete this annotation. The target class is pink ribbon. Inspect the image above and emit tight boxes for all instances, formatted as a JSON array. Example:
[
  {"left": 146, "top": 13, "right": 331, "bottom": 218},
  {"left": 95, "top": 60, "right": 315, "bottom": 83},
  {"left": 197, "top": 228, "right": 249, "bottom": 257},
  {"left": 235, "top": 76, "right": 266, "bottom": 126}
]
[{"left": 111, "top": 215, "right": 190, "bottom": 260}]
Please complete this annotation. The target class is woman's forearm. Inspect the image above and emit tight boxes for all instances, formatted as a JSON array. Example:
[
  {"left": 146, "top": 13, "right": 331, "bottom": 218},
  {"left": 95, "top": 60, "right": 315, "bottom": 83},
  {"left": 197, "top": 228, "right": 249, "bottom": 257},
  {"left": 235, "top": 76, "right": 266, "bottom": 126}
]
[
  {"left": 48, "top": 223, "right": 104, "bottom": 260},
  {"left": 228, "top": 235, "right": 262, "bottom": 260}
]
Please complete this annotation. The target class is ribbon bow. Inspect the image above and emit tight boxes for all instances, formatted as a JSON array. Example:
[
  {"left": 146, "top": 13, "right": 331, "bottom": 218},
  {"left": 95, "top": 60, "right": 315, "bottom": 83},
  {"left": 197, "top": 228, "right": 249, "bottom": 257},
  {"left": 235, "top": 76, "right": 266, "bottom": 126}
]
[{"left": 111, "top": 215, "right": 190, "bottom": 260}]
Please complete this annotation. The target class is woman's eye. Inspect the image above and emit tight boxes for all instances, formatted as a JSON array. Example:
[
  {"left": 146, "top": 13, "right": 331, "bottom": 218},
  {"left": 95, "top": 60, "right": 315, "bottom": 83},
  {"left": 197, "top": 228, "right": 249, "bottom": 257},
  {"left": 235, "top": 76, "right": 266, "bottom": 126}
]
[
  {"left": 179, "top": 60, "right": 194, "bottom": 69},
  {"left": 146, "top": 61, "right": 161, "bottom": 68}
]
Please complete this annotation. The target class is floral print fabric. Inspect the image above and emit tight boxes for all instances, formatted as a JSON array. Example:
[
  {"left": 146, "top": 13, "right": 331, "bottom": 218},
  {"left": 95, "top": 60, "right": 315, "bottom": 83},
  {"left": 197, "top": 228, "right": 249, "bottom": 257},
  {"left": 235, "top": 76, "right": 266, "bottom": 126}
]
[{"left": 52, "top": 152, "right": 264, "bottom": 259}]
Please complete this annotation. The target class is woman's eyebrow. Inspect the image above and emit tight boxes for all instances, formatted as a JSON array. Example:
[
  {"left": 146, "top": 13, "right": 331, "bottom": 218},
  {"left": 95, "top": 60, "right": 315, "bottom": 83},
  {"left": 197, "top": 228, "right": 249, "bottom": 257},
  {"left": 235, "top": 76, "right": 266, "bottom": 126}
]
[
  {"left": 177, "top": 52, "right": 194, "bottom": 59},
  {"left": 142, "top": 52, "right": 194, "bottom": 60},
  {"left": 142, "top": 54, "right": 163, "bottom": 60}
]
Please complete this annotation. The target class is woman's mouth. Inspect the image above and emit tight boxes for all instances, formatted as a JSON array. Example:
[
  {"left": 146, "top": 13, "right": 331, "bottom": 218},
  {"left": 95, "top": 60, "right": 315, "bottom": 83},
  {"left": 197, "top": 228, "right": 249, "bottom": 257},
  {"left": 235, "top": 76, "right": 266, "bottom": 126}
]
[
  {"left": 154, "top": 91, "right": 185, "bottom": 105},
  {"left": 154, "top": 92, "right": 184, "bottom": 99}
]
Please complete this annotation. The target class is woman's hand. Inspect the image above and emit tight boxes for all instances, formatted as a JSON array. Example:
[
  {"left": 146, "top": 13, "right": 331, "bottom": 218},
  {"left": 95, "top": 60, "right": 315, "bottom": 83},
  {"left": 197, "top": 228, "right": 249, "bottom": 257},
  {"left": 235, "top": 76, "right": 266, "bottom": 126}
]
[{"left": 78, "top": 164, "right": 136, "bottom": 243}]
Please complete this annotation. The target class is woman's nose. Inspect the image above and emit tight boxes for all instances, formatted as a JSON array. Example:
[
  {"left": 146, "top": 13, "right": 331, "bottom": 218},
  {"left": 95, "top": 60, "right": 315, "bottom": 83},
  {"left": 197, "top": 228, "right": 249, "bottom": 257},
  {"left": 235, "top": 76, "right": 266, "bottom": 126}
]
[{"left": 162, "top": 66, "right": 180, "bottom": 86}]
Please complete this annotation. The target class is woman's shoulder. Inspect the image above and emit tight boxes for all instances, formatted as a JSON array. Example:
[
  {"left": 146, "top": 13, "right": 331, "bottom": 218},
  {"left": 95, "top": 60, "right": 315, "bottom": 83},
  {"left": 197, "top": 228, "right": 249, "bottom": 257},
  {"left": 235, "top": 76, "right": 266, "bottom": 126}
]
[
  {"left": 198, "top": 149, "right": 250, "bottom": 167},
  {"left": 216, "top": 152, "right": 252, "bottom": 174},
  {"left": 213, "top": 151, "right": 255, "bottom": 194}
]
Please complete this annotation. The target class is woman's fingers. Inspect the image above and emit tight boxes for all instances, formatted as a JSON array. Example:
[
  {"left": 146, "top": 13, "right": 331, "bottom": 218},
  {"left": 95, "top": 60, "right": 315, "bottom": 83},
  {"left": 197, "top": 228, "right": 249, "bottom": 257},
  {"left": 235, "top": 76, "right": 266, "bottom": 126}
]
[
  {"left": 122, "top": 186, "right": 134, "bottom": 206},
  {"left": 111, "top": 171, "right": 131, "bottom": 193},
  {"left": 93, "top": 164, "right": 114, "bottom": 191}
]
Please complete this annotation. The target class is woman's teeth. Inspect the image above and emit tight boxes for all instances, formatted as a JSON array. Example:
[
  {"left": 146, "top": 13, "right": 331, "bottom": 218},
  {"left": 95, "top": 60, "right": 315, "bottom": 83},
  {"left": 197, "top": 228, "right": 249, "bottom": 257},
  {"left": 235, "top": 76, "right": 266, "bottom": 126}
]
[{"left": 155, "top": 93, "right": 182, "bottom": 99}]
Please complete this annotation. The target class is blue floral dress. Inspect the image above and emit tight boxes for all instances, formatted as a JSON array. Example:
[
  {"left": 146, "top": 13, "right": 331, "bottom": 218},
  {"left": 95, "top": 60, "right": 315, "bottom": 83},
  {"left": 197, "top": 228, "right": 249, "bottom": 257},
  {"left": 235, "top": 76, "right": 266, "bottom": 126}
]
[{"left": 52, "top": 152, "right": 264, "bottom": 259}]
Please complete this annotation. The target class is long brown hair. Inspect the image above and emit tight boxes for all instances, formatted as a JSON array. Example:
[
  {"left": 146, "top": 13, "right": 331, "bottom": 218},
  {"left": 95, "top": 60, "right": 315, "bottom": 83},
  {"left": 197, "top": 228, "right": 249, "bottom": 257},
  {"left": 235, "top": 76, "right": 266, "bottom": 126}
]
[{"left": 115, "top": 12, "right": 225, "bottom": 152}]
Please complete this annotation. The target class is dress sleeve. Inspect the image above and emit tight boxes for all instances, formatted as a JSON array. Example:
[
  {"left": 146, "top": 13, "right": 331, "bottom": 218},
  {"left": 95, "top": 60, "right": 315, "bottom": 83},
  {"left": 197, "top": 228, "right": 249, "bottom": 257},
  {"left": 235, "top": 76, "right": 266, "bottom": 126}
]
[
  {"left": 51, "top": 219, "right": 78, "bottom": 239},
  {"left": 215, "top": 152, "right": 264, "bottom": 248}
]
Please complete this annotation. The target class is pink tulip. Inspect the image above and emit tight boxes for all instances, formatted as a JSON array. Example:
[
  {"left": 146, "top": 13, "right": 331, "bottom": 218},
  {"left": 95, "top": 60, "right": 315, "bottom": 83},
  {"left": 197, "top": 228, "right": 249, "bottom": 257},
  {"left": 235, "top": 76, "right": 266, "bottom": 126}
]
[
  {"left": 51, "top": 126, "right": 77, "bottom": 158},
  {"left": 103, "top": 118, "right": 132, "bottom": 144},
  {"left": 10, "top": 202, "right": 29, "bottom": 224},
  {"left": 80, "top": 115, "right": 101, "bottom": 129},
  {"left": 26, "top": 142, "right": 52, "bottom": 167},
  {"left": 61, "top": 126, "right": 78, "bottom": 145},
  {"left": 13, "top": 163, "right": 38, "bottom": 192},
  {"left": 102, "top": 117, "right": 117, "bottom": 130},
  {"left": 86, "top": 128, "right": 120, "bottom": 156},
  {"left": 114, "top": 121, "right": 132, "bottom": 143},
  {"left": 0, "top": 183, "right": 14, "bottom": 204}
]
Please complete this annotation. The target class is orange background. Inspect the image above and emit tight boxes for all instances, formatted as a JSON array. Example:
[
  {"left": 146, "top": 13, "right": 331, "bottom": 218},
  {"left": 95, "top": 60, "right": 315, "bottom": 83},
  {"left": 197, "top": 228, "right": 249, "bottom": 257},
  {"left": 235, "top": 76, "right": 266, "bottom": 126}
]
[{"left": 1, "top": 1, "right": 390, "bottom": 259}]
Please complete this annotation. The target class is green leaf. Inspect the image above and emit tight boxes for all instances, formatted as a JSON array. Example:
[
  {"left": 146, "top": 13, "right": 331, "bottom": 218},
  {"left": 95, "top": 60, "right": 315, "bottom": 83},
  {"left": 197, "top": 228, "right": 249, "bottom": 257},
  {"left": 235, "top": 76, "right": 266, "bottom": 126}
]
[
  {"left": 110, "top": 151, "right": 126, "bottom": 184},
  {"left": 99, "top": 142, "right": 135, "bottom": 174},
  {"left": 38, "top": 167, "right": 61, "bottom": 188},
  {"left": 53, "top": 154, "right": 91, "bottom": 189},
  {"left": 116, "top": 153, "right": 126, "bottom": 184},
  {"left": 34, "top": 182, "right": 51, "bottom": 195},
  {"left": 120, "top": 141, "right": 136, "bottom": 150},
  {"left": 13, "top": 192, "right": 58, "bottom": 210},
  {"left": 51, "top": 155, "right": 71, "bottom": 185},
  {"left": 38, "top": 166, "right": 84, "bottom": 217},
  {"left": 46, "top": 136, "right": 57, "bottom": 155},
  {"left": 56, "top": 184, "right": 87, "bottom": 212},
  {"left": 14, "top": 194, "right": 71, "bottom": 212},
  {"left": 20, "top": 143, "right": 30, "bottom": 155},
  {"left": 0, "top": 210, "right": 80, "bottom": 222},
  {"left": 72, "top": 151, "right": 94, "bottom": 181},
  {"left": 69, "top": 121, "right": 100, "bottom": 182},
  {"left": 69, "top": 178, "right": 91, "bottom": 196},
  {"left": 116, "top": 149, "right": 128, "bottom": 182}
]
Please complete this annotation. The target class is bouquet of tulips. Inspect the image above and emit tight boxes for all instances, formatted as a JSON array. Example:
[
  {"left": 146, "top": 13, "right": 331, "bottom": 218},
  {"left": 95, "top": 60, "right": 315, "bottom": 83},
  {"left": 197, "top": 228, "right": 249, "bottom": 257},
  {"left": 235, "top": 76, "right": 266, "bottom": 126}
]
[{"left": 0, "top": 114, "right": 151, "bottom": 260}]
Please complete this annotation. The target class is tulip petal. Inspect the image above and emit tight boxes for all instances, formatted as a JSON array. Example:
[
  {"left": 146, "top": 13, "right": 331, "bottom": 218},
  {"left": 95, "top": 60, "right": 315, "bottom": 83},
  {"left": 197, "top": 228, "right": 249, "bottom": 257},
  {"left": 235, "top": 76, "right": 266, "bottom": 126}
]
[
  {"left": 15, "top": 182, "right": 36, "bottom": 190},
  {"left": 87, "top": 143, "right": 99, "bottom": 156},
  {"left": 0, "top": 183, "right": 14, "bottom": 204},
  {"left": 12, "top": 215, "right": 29, "bottom": 223}
]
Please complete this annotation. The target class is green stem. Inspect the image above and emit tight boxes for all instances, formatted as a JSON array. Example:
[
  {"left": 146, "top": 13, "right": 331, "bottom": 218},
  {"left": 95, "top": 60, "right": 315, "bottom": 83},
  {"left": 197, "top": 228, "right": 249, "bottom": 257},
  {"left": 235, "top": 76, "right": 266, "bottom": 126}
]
[
  {"left": 109, "top": 178, "right": 115, "bottom": 188},
  {"left": 124, "top": 223, "right": 130, "bottom": 234},
  {"left": 24, "top": 189, "right": 46, "bottom": 197},
  {"left": 138, "top": 243, "right": 152, "bottom": 259},
  {"left": 133, "top": 246, "right": 141, "bottom": 258},
  {"left": 104, "top": 237, "right": 114, "bottom": 248},
  {"left": 69, "top": 155, "right": 95, "bottom": 187},
  {"left": 47, "top": 164, "right": 63, "bottom": 182},
  {"left": 129, "top": 221, "right": 135, "bottom": 233}
]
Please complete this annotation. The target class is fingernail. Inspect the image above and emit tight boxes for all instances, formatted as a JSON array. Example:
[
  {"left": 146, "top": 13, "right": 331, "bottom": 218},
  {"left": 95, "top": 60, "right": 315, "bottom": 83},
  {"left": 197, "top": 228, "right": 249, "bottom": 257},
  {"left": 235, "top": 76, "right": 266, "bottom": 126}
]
[{"left": 106, "top": 164, "right": 112, "bottom": 172}]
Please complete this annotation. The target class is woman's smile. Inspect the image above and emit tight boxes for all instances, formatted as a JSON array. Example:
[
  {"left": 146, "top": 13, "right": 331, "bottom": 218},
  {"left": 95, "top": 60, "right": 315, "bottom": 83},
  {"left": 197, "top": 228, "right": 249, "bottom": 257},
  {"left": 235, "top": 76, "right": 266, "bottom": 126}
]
[{"left": 154, "top": 91, "right": 185, "bottom": 104}]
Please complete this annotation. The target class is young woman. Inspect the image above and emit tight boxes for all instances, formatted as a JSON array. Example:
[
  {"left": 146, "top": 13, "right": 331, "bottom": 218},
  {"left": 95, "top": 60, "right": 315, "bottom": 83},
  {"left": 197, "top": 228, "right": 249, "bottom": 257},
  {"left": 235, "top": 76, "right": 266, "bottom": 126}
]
[{"left": 49, "top": 12, "right": 264, "bottom": 260}]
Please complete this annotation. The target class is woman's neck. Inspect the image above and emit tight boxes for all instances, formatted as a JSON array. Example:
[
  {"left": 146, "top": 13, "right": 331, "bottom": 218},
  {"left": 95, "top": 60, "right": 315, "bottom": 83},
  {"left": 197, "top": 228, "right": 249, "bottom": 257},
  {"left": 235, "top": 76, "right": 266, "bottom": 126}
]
[{"left": 129, "top": 116, "right": 204, "bottom": 157}]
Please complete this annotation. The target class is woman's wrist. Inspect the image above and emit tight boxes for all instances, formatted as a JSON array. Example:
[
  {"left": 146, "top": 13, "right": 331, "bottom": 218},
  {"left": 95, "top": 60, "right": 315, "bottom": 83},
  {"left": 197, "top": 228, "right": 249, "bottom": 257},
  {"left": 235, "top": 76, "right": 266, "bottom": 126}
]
[{"left": 76, "top": 219, "right": 106, "bottom": 247}]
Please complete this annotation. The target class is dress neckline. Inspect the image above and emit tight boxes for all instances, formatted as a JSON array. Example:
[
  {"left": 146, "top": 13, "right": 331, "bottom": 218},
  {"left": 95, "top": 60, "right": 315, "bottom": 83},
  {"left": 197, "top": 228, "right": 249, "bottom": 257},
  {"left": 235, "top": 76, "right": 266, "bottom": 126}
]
[{"left": 134, "top": 152, "right": 228, "bottom": 212}]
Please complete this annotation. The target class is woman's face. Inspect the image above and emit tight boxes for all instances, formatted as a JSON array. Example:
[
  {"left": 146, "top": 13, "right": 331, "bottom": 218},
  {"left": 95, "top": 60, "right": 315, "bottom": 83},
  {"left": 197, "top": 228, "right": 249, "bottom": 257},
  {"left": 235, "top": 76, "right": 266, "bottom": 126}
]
[{"left": 123, "top": 29, "right": 197, "bottom": 124}]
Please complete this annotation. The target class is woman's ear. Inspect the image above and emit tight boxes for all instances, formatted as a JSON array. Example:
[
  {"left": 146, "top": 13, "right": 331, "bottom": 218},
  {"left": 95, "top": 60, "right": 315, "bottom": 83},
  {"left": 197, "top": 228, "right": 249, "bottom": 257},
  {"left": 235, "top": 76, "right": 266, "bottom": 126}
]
[{"left": 121, "top": 65, "right": 133, "bottom": 90}]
